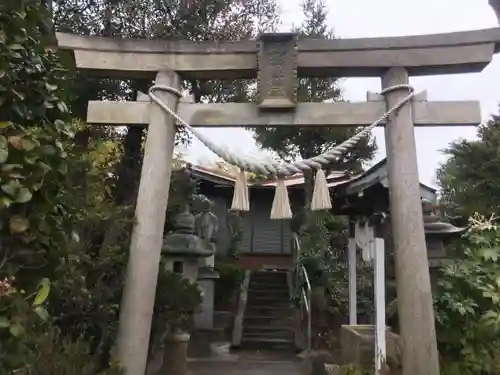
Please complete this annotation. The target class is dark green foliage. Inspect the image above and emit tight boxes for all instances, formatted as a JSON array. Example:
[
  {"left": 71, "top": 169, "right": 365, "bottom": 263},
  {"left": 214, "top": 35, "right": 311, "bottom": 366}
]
[
  {"left": 0, "top": 0, "right": 73, "bottom": 282},
  {"left": 14, "top": 326, "right": 123, "bottom": 375},
  {"left": 435, "top": 214, "right": 500, "bottom": 374},
  {"left": 151, "top": 269, "right": 202, "bottom": 343},
  {"left": 214, "top": 261, "right": 245, "bottom": 310},
  {"left": 297, "top": 212, "right": 373, "bottom": 319},
  {"left": 1, "top": 1, "right": 204, "bottom": 372},
  {"left": 0, "top": 2, "right": 125, "bottom": 371},
  {"left": 438, "top": 109, "right": 500, "bottom": 218}
]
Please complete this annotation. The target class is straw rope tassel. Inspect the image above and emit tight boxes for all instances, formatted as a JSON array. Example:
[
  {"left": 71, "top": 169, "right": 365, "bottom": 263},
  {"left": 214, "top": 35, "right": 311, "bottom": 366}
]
[
  {"left": 270, "top": 178, "right": 293, "bottom": 220},
  {"left": 311, "top": 168, "right": 332, "bottom": 211},
  {"left": 231, "top": 168, "right": 250, "bottom": 211}
]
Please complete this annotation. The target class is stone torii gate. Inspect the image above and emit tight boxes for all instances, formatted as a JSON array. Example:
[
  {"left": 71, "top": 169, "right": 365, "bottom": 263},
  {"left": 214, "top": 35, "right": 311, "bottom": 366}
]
[{"left": 57, "top": 9, "right": 500, "bottom": 375}]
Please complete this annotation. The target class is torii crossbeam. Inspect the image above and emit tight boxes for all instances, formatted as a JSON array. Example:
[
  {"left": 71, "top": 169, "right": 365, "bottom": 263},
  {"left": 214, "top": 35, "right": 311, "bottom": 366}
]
[{"left": 86, "top": 94, "right": 480, "bottom": 128}]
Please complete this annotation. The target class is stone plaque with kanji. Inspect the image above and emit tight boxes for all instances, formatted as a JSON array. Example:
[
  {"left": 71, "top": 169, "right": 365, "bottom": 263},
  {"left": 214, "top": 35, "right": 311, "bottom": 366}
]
[{"left": 257, "top": 33, "right": 298, "bottom": 110}]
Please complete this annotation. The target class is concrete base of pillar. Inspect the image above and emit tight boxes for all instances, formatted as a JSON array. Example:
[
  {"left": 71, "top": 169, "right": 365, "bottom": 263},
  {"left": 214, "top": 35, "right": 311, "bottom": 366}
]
[{"left": 340, "top": 325, "right": 401, "bottom": 370}]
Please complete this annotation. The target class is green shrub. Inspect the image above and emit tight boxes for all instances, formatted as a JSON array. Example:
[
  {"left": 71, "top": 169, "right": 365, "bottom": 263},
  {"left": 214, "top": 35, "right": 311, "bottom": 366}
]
[
  {"left": 214, "top": 261, "right": 245, "bottom": 310},
  {"left": 435, "top": 213, "right": 500, "bottom": 375},
  {"left": 215, "top": 261, "right": 245, "bottom": 286},
  {"left": 297, "top": 212, "right": 373, "bottom": 318},
  {"left": 151, "top": 268, "right": 202, "bottom": 344},
  {"left": 18, "top": 327, "right": 123, "bottom": 375}
]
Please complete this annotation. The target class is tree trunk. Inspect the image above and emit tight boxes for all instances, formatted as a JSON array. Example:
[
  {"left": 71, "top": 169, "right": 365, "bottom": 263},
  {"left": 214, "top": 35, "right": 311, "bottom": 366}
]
[{"left": 99, "top": 85, "right": 145, "bottom": 257}]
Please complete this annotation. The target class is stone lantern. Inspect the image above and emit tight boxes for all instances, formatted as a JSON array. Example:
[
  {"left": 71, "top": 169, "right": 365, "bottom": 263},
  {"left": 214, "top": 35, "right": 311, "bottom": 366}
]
[
  {"left": 422, "top": 200, "right": 466, "bottom": 287},
  {"left": 162, "top": 204, "right": 213, "bottom": 282},
  {"left": 159, "top": 205, "right": 213, "bottom": 375}
]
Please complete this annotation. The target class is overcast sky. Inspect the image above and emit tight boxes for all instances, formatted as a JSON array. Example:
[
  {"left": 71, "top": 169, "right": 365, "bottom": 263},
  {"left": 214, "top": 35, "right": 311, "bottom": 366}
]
[{"left": 183, "top": 0, "right": 500, "bottom": 188}]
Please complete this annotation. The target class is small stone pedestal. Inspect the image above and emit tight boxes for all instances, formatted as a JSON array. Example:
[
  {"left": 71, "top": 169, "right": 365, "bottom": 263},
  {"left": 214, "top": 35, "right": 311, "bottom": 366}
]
[
  {"left": 189, "top": 267, "right": 220, "bottom": 358},
  {"left": 194, "top": 266, "right": 219, "bottom": 330},
  {"left": 161, "top": 333, "right": 190, "bottom": 375},
  {"left": 340, "top": 325, "right": 401, "bottom": 368}
]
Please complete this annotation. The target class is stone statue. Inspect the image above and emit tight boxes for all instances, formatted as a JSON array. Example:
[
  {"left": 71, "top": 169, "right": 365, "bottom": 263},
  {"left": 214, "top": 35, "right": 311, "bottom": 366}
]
[{"left": 193, "top": 196, "right": 218, "bottom": 266}]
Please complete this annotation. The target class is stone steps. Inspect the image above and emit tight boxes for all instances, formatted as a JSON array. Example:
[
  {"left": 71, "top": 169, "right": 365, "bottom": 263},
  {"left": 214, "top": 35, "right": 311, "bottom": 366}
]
[
  {"left": 241, "top": 270, "right": 295, "bottom": 352},
  {"left": 239, "top": 337, "right": 296, "bottom": 351},
  {"left": 246, "top": 297, "right": 291, "bottom": 307},
  {"left": 247, "top": 290, "right": 289, "bottom": 298},
  {"left": 246, "top": 307, "right": 290, "bottom": 318},
  {"left": 243, "top": 326, "right": 294, "bottom": 340}
]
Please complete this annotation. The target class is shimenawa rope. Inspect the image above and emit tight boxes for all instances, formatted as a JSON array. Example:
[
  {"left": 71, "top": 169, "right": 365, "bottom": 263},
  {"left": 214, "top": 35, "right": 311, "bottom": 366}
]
[{"left": 148, "top": 84, "right": 415, "bottom": 219}]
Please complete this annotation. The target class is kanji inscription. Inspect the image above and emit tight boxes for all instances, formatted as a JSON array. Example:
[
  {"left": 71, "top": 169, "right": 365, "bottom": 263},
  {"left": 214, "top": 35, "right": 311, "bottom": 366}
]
[{"left": 257, "top": 33, "right": 298, "bottom": 110}]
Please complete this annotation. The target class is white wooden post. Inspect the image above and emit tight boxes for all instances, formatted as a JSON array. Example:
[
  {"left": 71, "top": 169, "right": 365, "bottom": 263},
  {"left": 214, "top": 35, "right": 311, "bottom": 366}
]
[
  {"left": 115, "top": 71, "right": 181, "bottom": 375},
  {"left": 348, "top": 237, "right": 357, "bottom": 325},
  {"left": 374, "top": 238, "right": 386, "bottom": 375}
]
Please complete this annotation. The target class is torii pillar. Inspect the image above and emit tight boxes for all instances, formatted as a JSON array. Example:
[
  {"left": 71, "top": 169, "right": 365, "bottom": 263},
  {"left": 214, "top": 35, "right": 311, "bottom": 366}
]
[
  {"left": 383, "top": 69, "right": 439, "bottom": 375},
  {"left": 115, "top": 71, "right": 181, "bottom": 375}
]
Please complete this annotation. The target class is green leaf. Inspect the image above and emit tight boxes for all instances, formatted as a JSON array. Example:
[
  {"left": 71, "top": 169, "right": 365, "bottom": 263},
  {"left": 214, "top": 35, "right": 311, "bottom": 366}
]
[
  {"left": 31, "top": 182, "right": 43, "bottom": 192},
  {"left": 57, "top": 101, "right": 69, "bottom": 113},
  {"left": 36, "top": 161, "right": 52, "bottom": 174},
  {"left": 11, "top": 89, "right": 25, "bottom": 101},
  {"left": 9, "top": 215, "right": 30, "bottom": 234},
  {"left": 34, "top": 306, "right": 50, "bottom": 321},
  {"left": 480, "top": 247, "right": 500, "bottom": 261},
  {"left": 9, "top": 323, "right": 25, "bottom": 337},
  {"left": 15, "top": 188, "right": 32, "bottom": 203},
  {"left": 33, "top": 278, "right": 51, "bottom": 306},
  {"left": 39, "top": 145, "right": 56, "bottom": 155},
  {"left": 0, "top": 196, "right": 13, "bottom": 208},
  {"left": 2, "top": 180, "right": 21, "bottom": 197},
  {"left": 8, "top": 136, "right": 24, "bottom": 150},
  {"left": 24, "top": 155, "right": 38, "bottom": 165},
  {"left": 8, "top": 44, "right": 24, "bottom": 51},
  {"left": 45, "top": 83, "right": 58, "bottom": 91},
  {"left": 0, "top": 122, "right": 10, "bottom": 129},
  {"left": 0, "top": 149, "right": 7, "bottom": 163},
  {"left": 14, "top": 11, "right": 27, "bottom": 19},
  {"left": 0, "top": 316, "right": 10, "bottom": 328},
  {"left": 21, "top": 139, "right": 36, "bottom": 151},
  {"left": 2, "top": 164, "right": 23, "bottom": 172},
  {"left": 54, "top": 119, "right": 67, "bottom": 132}
]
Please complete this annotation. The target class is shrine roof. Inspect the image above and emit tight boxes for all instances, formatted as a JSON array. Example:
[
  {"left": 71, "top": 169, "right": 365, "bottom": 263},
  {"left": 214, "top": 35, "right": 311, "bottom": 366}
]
[
  {"left": 334, "top": 158, "right": 437, "bottom": 202},
  {"left": 188, "top": 160, "right": 436, "bottom": 200},
  {"left": 188, "top": 164, "right": 235, "bottom": 186},
  {"left": 187, "top": 164, "right": 349, "bottom": 188}
]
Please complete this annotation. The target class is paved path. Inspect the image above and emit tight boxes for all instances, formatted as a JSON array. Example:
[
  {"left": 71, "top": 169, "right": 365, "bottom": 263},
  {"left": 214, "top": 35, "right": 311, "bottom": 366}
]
[{"left": 188, "top": 360, "right": 303, "bottom": 375}]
